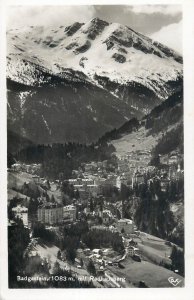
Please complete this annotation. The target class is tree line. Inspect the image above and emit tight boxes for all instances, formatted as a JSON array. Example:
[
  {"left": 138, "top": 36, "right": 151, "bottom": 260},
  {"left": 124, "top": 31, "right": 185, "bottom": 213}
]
[{"left": 14, "top": 142, "right": 116, "bottom": 180}]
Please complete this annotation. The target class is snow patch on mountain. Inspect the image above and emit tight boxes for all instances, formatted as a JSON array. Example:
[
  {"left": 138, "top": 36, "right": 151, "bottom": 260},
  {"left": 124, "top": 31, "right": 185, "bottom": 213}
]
[
  {"left": 42, "top": 115, "right": 51, "bottom": 135},
  {"left": 7, "top": 18, "right": 183, "bottom": 99},
  {"left": 18, "top": 91, "right": 30, "bottom": 108}
]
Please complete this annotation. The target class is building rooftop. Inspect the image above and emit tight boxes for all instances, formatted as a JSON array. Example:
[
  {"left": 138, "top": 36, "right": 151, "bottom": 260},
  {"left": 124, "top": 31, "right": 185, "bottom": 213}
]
[
  {"left": 8, "top": 220, "right": 17, "bottom": 226},
  {"left": 38, "top": 202, "right": 62, "bottom": 209},
  {"left": 63, "top": 205, "right": 76, "bottom": 210},
  {"left": 118, "top": 218, "right": 133, "bottom": 224},
  {"left": 12, "top": 205, "right": 28, "bottom": 213}
]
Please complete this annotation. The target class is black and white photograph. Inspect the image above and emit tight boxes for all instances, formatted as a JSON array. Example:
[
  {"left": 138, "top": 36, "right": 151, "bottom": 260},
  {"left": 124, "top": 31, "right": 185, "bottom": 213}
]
[{"left": 1, "top": 1, "right": 192, "bottom": 294}]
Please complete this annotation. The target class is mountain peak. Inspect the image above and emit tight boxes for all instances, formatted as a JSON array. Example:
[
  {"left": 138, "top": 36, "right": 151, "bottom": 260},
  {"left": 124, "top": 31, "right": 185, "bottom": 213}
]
[
  {"left": 7, "top": 17, "right": 182, "bottom": 99},
  {"left": 90, "top": 17, "right": 109, "bottom": 25},
  {"left": 7, "top": 17, "right": 183, "bottom": 145},
  {"left": 64, "top": 22, "right": 84, "bottom": 36},
  {"left": 82, "top": 17, "right": 109, "bottom": 40}
]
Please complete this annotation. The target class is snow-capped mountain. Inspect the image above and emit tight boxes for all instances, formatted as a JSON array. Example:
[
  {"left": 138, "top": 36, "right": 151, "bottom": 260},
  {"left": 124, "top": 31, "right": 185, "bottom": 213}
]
[{"left": 7, "top": 18, "right": 183, "bottom": 145}]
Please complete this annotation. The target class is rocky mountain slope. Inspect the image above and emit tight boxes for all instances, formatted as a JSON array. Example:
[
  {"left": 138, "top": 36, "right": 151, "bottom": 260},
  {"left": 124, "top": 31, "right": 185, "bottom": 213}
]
[
  {"left": 7, "top": 17, "right": 183, "bottom": 145},
  {"left": 7, "top": 75, "right": 140, "bottom": 145}
]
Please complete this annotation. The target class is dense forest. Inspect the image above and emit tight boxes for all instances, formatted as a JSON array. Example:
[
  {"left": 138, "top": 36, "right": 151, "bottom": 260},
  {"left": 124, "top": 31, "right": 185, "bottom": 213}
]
[
  {"left": 14, "top": 141, "right": 117, "bottom": 180},
  {"left": 152, "top": 124, "right": 183, "bottom": 158},
  {"left": 8, "top": 219, "right": 30, "bottom": 287},
  {"left": 98, "top": 117, "right": 139, "bottom": 143},
  {"left": 145, "top": 89, "right": 183, "bottom": 135},
  {"left": 82, "top": 229, "right": 124, "bottom": 253},
  {"left": 121, "top": 178, "right": 184, "bottom": 248}
]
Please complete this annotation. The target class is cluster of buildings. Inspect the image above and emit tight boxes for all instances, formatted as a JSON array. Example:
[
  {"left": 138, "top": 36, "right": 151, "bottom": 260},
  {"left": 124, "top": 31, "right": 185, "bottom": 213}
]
[
  {"left": 65, "top": 154, "right": 176, "bottom": 204},
  {"left": 11, "top": 201, "right": 77, "bottom": 227},
  {"left": 83, "top": 161, "right": 111, "bottom": 174},
  {"left": 37, "top": 202, "right": 77, "bottom": 225},
  {"left": 66, "top": 174, "right": 119, "bottom": 202},
  {"left": 68, "top": 178, "right": 99, "bottom": 200},
  {"left": 89, "top": 216, "right": 135, "bottom": 235},
  {"left": 83, "top": 206, "right": 115, "bottom": 225},
  {"left": 10, "top": 163, "right": 41, "bottom": 174},
  {"left": 117, "top": 155, "right": 183, "bottom": 193},
  {"left": 117, "top": 149, "right": 151, "bottom": 171},
  {"left": 117, "top": 149, "right": 183, "bottom": 189},
  {"left": 67, "top": 159, "right": 150, "bottom": 199},
  {"left": 9, "top": 147, "right": 183, "bottom": 239}
]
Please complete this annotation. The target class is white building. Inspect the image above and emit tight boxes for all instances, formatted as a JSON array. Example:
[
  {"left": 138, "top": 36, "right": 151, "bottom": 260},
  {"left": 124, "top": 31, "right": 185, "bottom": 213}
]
[
  {"left": 38, "top": 203, "right": 63, "bottom": 225},
  {"left": 116, "top": 218, "right": 134, "bottom": 234},
  {"left": 132, "top": 171, "right": 144, "bottom": 188},
  {"left": 128, "top": 246, "right": 135, "bottom": 256},
  {"left": 12, "top": 205, "right": 28, "bottom": 227},
  {"left": 128, "top": 246, "right": 140, "bottom": 257},
  {"left": 116, "top": 176, "right": 121, "bottom": 190},
  {"left": 63, "top": 205, "right": 76, "bottom": 222}
]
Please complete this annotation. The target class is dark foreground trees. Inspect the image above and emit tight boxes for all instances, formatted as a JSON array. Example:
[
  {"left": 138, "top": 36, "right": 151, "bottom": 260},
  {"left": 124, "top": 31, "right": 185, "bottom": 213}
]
[
  {"left": 87, "top": 260, "right": 96, "bottom": 276},
  {"left": 170, "top": 245, "right": 184, "bottom": 276},
  {"left": 82, "top": 229, "right": 124, "bottom": 253},
  {"left": 8, "top": 219, "right": 30, "bottom": 287}
]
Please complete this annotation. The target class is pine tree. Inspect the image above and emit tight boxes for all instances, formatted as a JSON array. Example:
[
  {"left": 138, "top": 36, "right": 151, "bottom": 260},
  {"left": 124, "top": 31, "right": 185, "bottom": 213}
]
[
  {"left": 51, "top": 194, "right": 55, "bottom": 203},
  {"left": 90, "top": 199, "right": 94, "bottom": 212},
  {"left": 87, "top": 260, "right": 96, "bottom": 276}
]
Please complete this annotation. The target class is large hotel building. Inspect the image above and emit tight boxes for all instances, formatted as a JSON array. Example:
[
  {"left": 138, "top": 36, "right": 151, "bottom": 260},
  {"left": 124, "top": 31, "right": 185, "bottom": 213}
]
[{"left": 37, "top": 202, "right": 63, "bottom": 225}]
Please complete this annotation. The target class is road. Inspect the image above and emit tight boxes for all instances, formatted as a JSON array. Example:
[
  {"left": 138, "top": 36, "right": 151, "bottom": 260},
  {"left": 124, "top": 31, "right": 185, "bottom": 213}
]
[{"left": 28, "top": 242, "right": 103, "bottom": 287}]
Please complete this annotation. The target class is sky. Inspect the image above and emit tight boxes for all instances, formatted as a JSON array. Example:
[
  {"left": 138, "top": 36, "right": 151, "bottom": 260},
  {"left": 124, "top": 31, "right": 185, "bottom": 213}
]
[{"left": 7, "top": 5, "right": 182, "bottom": 53}]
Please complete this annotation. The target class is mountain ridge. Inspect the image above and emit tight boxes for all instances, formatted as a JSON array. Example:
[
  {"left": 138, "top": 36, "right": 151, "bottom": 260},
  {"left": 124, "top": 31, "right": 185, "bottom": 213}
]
[
  {"left": 7, "top": 17, "right": 183, "bottom": 98},
  {"left": 7, "top": 17, "right": 183, "bottom": 145}
]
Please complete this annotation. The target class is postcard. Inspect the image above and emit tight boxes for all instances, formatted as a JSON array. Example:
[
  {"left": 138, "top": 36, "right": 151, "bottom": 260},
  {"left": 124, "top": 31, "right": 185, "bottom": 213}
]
[{"left": 0, "top": 0, "right": 194, "bottom": 299}]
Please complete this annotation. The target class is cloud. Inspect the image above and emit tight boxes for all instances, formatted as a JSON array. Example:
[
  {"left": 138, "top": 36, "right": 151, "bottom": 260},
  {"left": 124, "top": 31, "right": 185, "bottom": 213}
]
[
  {"left": 7, "top": 6, "right": 95, "bottom": 29},
  {"left": 150, "top": 20, "right": 182, "bottom": 54},
  {"left": 129, "top": 5, "right": 182, "bottom": 16},
  {"left": 6, "top": 4, "right": 183, "bottom": 48}
]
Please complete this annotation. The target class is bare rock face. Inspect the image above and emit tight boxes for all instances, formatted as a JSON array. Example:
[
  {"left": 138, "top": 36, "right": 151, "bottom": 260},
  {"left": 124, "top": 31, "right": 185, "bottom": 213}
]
[
  {"left": 118, "top": 48, "right": 128, "bottom": 54},
  {"left": 64, "top": 22, "right": 84, "bottom": 36},
  {"left": 74, "top": 40, "right": 91, "bottom": 54},
  {"left": 65, "top": 42, "right": 79, "bottom": 50},
  {"left": 79, "top": 57, "right": 88, "bottom": 68},
  {"left": 112, "top": 53, "right": 126, "bottom": 63},
  {"left": 152, "top": 41, "right": 183, "bottom": 63},
  {"left": 83, "top": 17, "right": 109, "bottom": 40}
]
